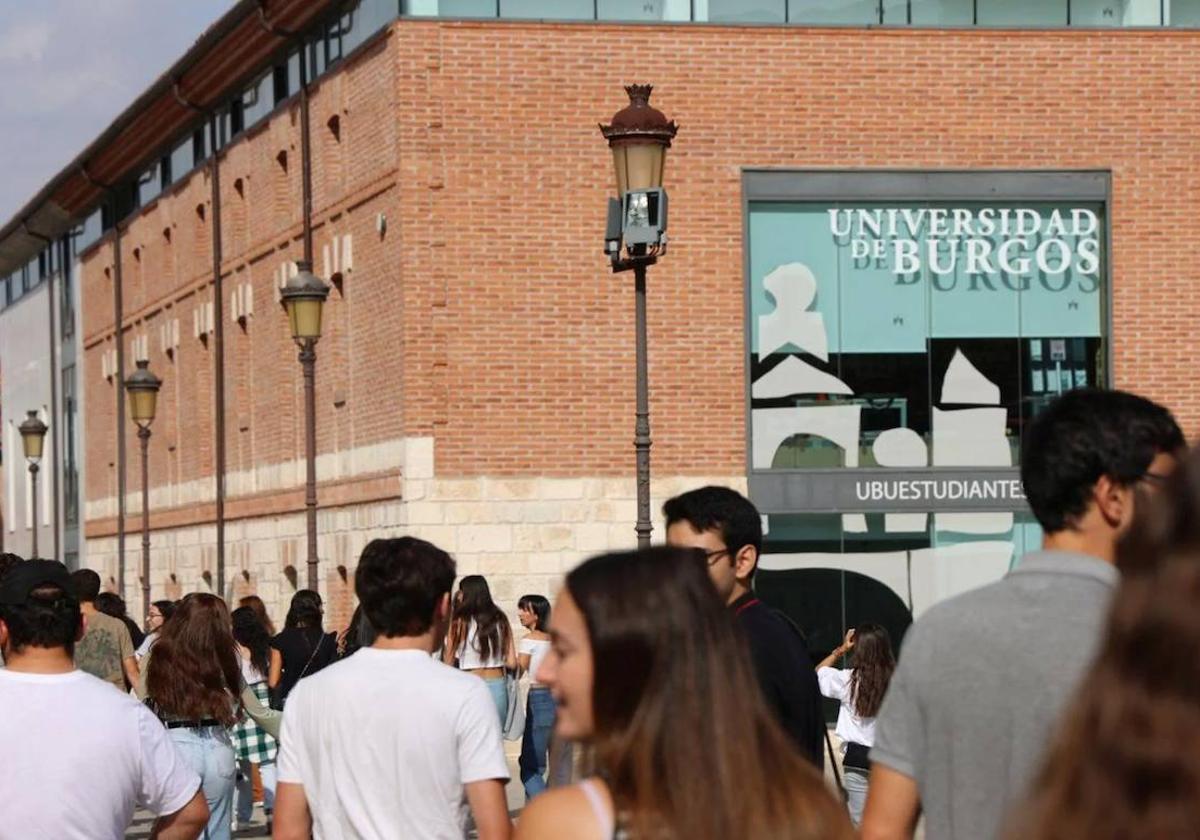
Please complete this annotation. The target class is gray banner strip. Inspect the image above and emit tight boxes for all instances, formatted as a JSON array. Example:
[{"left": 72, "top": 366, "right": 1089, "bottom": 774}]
[{"left": 749, "top": 468, "right": 1029, "bottom": 514}]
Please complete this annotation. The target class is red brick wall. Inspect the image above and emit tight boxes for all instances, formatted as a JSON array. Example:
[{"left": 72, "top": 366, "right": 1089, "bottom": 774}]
[{"left": 81, "top": 21, "right": 1200, "bottom": 530}]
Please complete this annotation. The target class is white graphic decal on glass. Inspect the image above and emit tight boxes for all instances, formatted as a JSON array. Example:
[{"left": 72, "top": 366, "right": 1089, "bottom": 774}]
[
  {"left": 940, "top": 348, "right": 1001, "bottom": 405},
  {"left": 751, "top": 355, "right": 853, "bottom": 399},
  {"left": 758, "top": 262, "right": 830, "bottom": 360}
]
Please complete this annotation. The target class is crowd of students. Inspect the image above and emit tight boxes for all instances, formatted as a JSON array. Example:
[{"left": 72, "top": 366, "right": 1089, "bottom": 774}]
[{"left": 0, "top": 387, "right": 1197, "bottom": 839}]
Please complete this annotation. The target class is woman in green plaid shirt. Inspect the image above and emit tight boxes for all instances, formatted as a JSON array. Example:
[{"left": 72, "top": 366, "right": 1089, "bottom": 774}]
[{"left": 231, "top": 607, "right": 279, "bottom": 829}]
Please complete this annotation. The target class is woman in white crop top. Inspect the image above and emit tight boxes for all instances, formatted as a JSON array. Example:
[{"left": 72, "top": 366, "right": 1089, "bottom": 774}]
[
  {"left": 815, "top": 624, "right": 896, "bottom": 828},
  {"left": 513, "top": 547, "right": 853, "bottom": 840},
  {"left": 443, "top": 575, "right": 517, "bottom": 723},
  {"left": 516, "top": 594, "right": 554, "bottom": 800}
]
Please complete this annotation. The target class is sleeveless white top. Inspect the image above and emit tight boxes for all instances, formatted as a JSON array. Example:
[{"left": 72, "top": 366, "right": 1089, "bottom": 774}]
[{"left": 457, "top": 619, "right": 506, "bottom": 669}]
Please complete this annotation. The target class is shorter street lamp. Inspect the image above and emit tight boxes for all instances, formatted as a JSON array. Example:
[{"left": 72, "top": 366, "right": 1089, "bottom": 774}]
[
  {"left": 19, "top": 411, "right": 48, "bottom": 560},
  {"left": 125, "top": 359, "right": 161, "bottom": 623},
  {"left": 599, "top": 85, "right": 678, "bottom": 549},
  {"left": 280, "top": 261, "right": 330, "bottom": 591}
]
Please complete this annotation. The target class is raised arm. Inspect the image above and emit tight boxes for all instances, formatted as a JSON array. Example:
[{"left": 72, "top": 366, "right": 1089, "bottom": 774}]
[{"left": 817, "top": 629, "right": 856, "bottom": 671}]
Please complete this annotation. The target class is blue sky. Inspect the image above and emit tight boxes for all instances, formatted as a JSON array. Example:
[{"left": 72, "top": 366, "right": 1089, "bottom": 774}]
[{"left": 0, "top": 0, "right": 235, "bottom": 224}]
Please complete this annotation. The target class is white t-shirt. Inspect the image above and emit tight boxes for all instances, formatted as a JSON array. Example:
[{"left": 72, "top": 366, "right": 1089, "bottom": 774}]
[
  {"left": 277, "top": 647, "right": 510, "bottom": 840},
  {"left": 456, "top": 620, "right": 507, "bottom": 670},
  {"left": 817, "top": 667, "right": 877, "bottom": 748},
  {"left": 519, "top": 637, "right": 551, "bottom": 686},
  {"left": 0, "top": 668, "right": 199, "bottom": 840},
  {"left": 239, "top": 651, "right": 267, "bottom": 686},
  {"left": 135, "top": 631, "right": 158, "bottom": 660}
]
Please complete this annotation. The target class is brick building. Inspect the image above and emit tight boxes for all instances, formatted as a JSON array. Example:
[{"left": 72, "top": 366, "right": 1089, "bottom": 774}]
[{"left": 1, "top": 0, "right": 1198, "bottom": 644}]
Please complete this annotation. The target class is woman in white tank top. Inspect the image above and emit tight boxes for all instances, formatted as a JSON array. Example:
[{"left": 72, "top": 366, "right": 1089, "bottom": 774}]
[
  {"left": 513, "top": 547, "right": 853, "bottom": 840},
  {"left": 443, "top": 575, "right": 516, "bottom": 723}
]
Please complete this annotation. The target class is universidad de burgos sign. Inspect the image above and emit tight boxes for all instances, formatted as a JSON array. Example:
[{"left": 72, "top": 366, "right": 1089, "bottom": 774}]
[{"left": 828, "top": 207, "right": 1100, "bottom": 291}]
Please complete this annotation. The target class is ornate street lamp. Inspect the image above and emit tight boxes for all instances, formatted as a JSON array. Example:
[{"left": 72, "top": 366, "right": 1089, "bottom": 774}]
[
  {"left": 280, "top": 261, "right": 330, "bottom": 590},
  {"left": 19, "top": 411, "right": 48, "bottom": 560},
  {"left": 600, "top": 85, "right": 678, "bottom": 549},
  {"left": 125, "top": 359, "right": 161, "bottom": 622}
]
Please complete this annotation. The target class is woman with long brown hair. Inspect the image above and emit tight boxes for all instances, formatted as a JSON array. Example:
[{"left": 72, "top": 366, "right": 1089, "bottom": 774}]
[
  {"left": 1008, "top": 445, "right": 1200, "bottom": 839},
  {"left": 139, "top": 593, "right": 279, "bottom": 840},
  {"left": 815, "top": 624, "right": 896, "bottom": 827},
  {"left": 443, "top": 574, "right": 518, "bottom": 723},
  {"left": 515, "top": 547, "right": 853, "bottom": 840}
]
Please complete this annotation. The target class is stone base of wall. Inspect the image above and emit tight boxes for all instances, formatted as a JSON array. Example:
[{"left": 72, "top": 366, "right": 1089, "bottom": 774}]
[{"left": 84, "top": 472, "right": 745, "bottom": 632}]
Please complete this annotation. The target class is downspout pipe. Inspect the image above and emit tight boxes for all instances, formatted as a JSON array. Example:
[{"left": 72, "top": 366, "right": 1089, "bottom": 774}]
[
  {"left": 114, "top": 220, "right": 127, "bottom": 596},
  {"left": 208, "top": 116, "right": 227, "bottom": 598}
]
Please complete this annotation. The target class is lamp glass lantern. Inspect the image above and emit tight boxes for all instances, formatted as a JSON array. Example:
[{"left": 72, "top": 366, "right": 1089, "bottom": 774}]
[
  {"left": 600, "top": 84, "right": 678, "bottom": 197},
  {"left": 19, "top": 410, "right": 48, "bottom": 463},
  {"left": 124, "top": 359, "right": 162, "bottom": 429},
  {"left": 281, "top": 262, "right": 331, "bottom": 342}
]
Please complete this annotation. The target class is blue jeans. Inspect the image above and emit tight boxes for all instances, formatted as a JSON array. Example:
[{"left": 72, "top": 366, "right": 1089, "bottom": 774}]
[
  {"left": 519, "top": 687, "right": 556, "bottom": 800},
  {"left": 169, "top": 726, "right": 236, "bottom": 840},
  {"left": 483, "top": 676, "right": 508, "bottom": 725},
  {"left": 844, "top": 767, "right": 869, "bottom": 827},
  {"left": 235, "top": 760, "right": 276, "bottom": 823}
]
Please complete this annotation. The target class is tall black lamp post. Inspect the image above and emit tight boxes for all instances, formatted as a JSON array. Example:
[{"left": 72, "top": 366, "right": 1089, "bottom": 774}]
[
  {"left": 600, "top": 85, "right": 678, "bottom": 549},
  {"left": 281, "top": 262, "right": 330, "bottom": 590},
  {"left": 125, "top": 359, "right": 161, "bottom": 622},
  {"left": 19, "top": 411, "right": 48, "bottom": 560}
]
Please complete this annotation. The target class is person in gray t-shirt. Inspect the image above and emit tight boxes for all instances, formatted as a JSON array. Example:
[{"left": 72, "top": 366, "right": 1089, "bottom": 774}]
[{"left": 861, "top": 389, "right": 1183, "bottom": 840}]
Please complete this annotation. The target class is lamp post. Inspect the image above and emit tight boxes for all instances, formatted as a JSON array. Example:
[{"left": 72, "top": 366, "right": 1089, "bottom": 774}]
[
  {"left": 125, "top": 359, "right": 161, "bottom": 623},
  {"left": 281, "top": 261, "right": 330, "bottom": 590},
  {"left": 19, "top": 411, "right": 49, "bottom": 560},
  {"left": 600, "top": 85, "right": 678, "bottom": 549}
]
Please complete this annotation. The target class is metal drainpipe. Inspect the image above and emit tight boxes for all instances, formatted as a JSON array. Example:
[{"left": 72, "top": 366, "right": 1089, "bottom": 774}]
[
  {"left": 209, "top": 116, "right": 227, "bottom": 598},
  {"left": 114, "top": 221, "right": 127, "bottom": 597},
  {"left": 48, "top": 240, "right": 60, "bottom": 561}
]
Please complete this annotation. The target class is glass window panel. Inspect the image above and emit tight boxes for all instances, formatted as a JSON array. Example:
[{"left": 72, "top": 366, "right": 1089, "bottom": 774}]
[
  {"left": 1167, "top": 0, "right": 1200, "bottom": 24},
  {"left": 169, "top": 135, "right": 194, "bottom": 183},
  {"left": 287, "top": 49, "right": 302, "bottom": 92},
  {"left": 136, "top": 163, "right": 161, "bottom": 207},
  {"left": 977, "top": 0, "right": 1067, "bottom": 23},
  {"left": 911, "top": 0, "right": 974, "bottom": 23},
  {"left": 598, "top": 0, "right": 671, "bottom": 19},
  {"left": 75, "top": 210, "right": 102, "bottom": 255},
  {"left": 708, "top": 0, "right": 787, "bottom": 22},
  {"left": 1072, "top": 0, "right": 1160, "bottom": 24},
  {"left": 427, "top": 0, "right": 496, "bottom": 15},
  {"left": 881, "top": 0, "right": 910, "bottom": 22},
  {"left": 243, "top": 71, "right": 273, "bottom": 127},
  {"left": 500, "top": 0, "right": 594, "bottom": 17},
  {"left": 344, "top": 0, "right": 398, "bottom": 52},
  {"left": 789, "top": 0, "right": 880, "bottom": 22}
]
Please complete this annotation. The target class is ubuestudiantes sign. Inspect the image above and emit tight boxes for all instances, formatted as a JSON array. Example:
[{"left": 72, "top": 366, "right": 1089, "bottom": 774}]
[
  {"left": 828, "top": 207, "right": 1100, "bottom": 282},
  {"left": 854, "top": 477, "right": 1025, "bottom": 503},
  {"left": 747, "top": 469, "right": 1029, "bottom": 514}
]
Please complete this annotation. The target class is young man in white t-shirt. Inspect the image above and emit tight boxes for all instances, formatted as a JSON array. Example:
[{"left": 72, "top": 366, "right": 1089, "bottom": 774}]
[
  {"left": 274, "top": 537, "right": 512, "bottom": 840},
  {"left": 0, "top": 560, "right": 208, "bottom": 840}
]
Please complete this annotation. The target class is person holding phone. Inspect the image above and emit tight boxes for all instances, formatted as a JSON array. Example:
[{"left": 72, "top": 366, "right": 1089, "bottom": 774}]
[{"left": 816, "top": 625, "right": 896, "bottom": 827}]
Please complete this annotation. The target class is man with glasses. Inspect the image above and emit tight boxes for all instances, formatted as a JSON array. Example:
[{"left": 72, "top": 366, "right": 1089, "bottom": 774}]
[
  {"left": 664, "top": 486, "right": 824, "bottom": 768},
  {"left": 862, "top": 388, "right": 1184, "bottom": 840}
]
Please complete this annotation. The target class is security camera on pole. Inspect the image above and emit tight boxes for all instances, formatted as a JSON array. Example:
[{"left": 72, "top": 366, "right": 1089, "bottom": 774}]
[{"left": 599, "top": 85, "right": 678, "bottom": 550}]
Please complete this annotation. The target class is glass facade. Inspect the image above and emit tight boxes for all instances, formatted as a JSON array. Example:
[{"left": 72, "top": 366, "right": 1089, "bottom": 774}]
[
  {"left": 744, "top": 172, "right": 1108, "bottom": 657},
  {"left": 400, "top": 0, "right": 1200, "bottom": 24}
]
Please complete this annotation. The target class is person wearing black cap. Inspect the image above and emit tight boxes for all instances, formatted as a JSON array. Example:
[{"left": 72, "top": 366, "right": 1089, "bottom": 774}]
[{"left": 0, "top": 560, "right": 209, "bottom": 839}]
